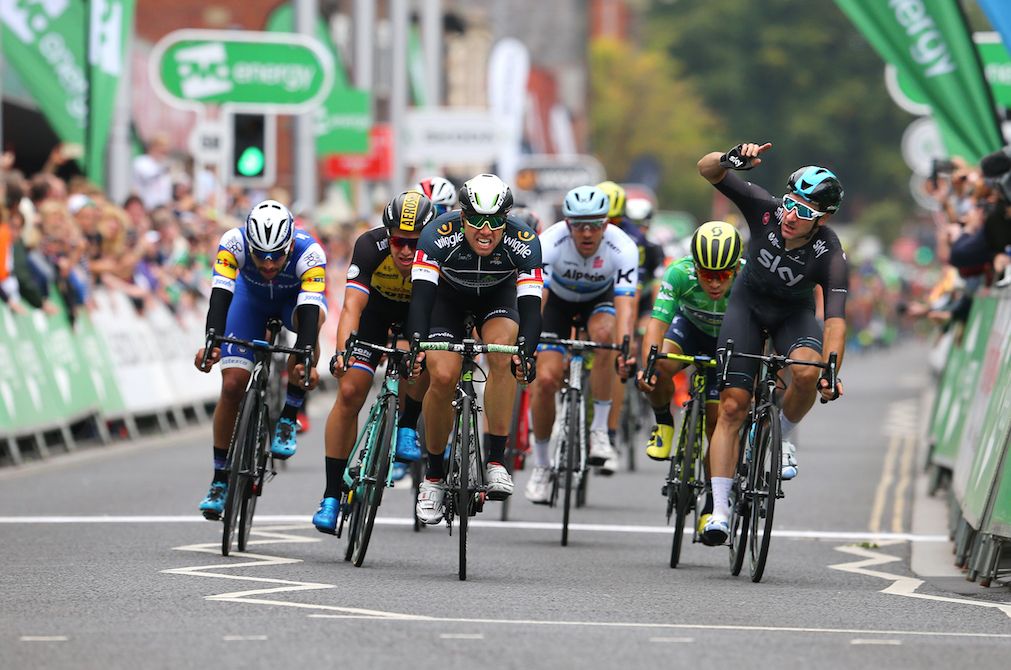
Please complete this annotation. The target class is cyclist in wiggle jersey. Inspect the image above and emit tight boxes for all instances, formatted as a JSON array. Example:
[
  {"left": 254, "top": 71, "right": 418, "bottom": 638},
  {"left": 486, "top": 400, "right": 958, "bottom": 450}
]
[
  {"left": 636, "top": 221, "right": 743, "bottom": 542},
  {"left": 406, "top": 174, "right": 543, "bottom": 525},
  {"left": 525, "top": 185, "right": 638, "bottom": 502},
  {"left": 194, "top": 200, "right": 326, "bottom": 520},
  {"left": 697, "top": 142, "right": 847, "bottom": 545},
  {"left": 310, "top": 192, "right": 435, "bottom": 534}
]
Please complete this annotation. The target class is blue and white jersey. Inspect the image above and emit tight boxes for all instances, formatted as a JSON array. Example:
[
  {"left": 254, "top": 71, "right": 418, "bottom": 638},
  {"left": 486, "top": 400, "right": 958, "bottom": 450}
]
[
  {"left": 539, "top": 221, "right": 638, "bottom": 303},
  {"left": 212, "top": 227, "right": 328, "bottom": 312}
]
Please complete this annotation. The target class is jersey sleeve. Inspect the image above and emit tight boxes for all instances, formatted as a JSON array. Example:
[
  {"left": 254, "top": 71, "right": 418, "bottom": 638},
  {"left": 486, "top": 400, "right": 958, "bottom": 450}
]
[
  {"left": 346, "top": 231, "right": 381, "bottom": 297},
  {"left": 295, "top": 240, "right": 328, "bottom": 311},
  {"left": 651, "top": 259, "right": 688, "bottom": 323},
  {"left": 514, "top": 231, "right": 544, "bottom": 299},
  {"left": 538, "top": 222, "right": 566, "bottom": 290},
  {"left": 211, "top": 228, "right": 244, "bottom": 293},
  {"left": 819, "top": 238, "right": 849, "bottom": 320},
  {"left": 714, "top": 172, "right": 779, "bottom": 237},
  {"left": 612, "top": 229, "right": 639, "bottom": 298}
]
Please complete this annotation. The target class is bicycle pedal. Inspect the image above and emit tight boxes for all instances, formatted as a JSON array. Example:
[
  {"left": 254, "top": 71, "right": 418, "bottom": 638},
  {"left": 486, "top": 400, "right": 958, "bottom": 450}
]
[{"left": 660, "top": 485, "right": 669, "bottom": 497}]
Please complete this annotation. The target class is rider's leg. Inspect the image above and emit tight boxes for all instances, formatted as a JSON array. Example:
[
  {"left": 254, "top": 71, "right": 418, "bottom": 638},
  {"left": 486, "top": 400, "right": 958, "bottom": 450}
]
[
  {"left": 323, "top": 366, "right": 373, "bottom": 495},
  {"left": 587, "top": 310, "right": 617, "bottom": 433},
  {"left": 529, "top": 348, "right": 565, "bottom": 467},
  {"left": 708, "top": 387, "right": 751, "bottom": 519},
  {"left": 780, "top": 346, "right": 822, "bottom": 432},
  {"left": 478, "top": 316, "right": 520, "bottom": 465},
  {"left": 213, "top": 367, "right": 252, "bottom": 470},
  {"left": 421, "top": 350, "right": 462, "bottom": 480}
]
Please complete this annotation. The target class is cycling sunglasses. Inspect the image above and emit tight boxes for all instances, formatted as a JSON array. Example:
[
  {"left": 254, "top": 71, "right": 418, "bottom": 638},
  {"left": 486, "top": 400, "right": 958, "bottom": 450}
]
[
  {"left": 250, "top": 246, "right": 289, "bottom": 263},
  {"left": 389, "top": 235, "right": 420, "bottom": 250},
  {"left": 566, "top": 217, "right": 607, "bottom": 232},
  {"left": 782, "top": 194, "right": 827, "bottom": 221},
  {"left": 465, "top": 212, "right": 508, "bottom": 230},
  {"left": 695, "top": 265, "right": 735, "bottom": 283}
]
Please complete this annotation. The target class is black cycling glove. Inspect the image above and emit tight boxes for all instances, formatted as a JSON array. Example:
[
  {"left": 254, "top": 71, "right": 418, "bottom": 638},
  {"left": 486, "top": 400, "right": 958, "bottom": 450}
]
[{"left": 719, "top": 144, "right": 757, "bottom": 171}]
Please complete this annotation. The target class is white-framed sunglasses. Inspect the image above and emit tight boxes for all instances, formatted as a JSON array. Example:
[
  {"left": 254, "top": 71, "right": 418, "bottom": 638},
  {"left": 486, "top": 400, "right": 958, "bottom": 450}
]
[{"left": 782, "top": 194, "right": 827, "bottom": 220}]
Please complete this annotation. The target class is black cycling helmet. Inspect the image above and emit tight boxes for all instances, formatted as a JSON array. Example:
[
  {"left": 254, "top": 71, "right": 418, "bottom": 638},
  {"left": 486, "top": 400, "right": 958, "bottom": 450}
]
[
  {"left": 382, "top": 190, "right": 435, "bottom": 233},
  {"left": 787, "top": 166, "right": 844, "bottom": 213}
]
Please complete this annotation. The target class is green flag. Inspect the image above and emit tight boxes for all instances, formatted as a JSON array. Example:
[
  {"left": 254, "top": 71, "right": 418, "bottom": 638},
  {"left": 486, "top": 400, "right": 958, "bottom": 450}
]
[
  {"left": 835, "top": 0, "right": 1003, "bottom": 162},
  {"left": 87, "top": 0, "right": 135, "bottom": 187},
  {"left": 1, "top": 0, "right": 88, "bottom": 148}
]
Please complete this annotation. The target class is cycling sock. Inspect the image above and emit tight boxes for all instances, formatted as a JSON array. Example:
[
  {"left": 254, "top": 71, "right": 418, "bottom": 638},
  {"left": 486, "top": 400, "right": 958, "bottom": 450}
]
[
  {"left": 779, "top": 410, "right": 798, "bottom": 439},
  {"left": 399, "top": 396, "right": 423, "bottom": 430},
  {"left": 212, "top": 447, "right": 228, "bottom": 483},
  {"left": 652, "top": 405, "right": 674, "bottom": 427},
  {"left": 281, "top": 384, "right": 306, "bottom": 421},
  {"left": 485, "top": 433, "right": 507, "bottom": 465},
  {"left": 426, "top": 450, "right": 446, "bottom": 481},
  {"left": 711, "top": 476, "right": 732, "bottom": 519},
  {"left": 533, "top": 437, "right": 551, "bottom": 468},
  {"left": 324, "top": 457, "right": 347, "bottom": 499},
  {"left": 591, "top": 400, "right": 612, "bottom": 432}
]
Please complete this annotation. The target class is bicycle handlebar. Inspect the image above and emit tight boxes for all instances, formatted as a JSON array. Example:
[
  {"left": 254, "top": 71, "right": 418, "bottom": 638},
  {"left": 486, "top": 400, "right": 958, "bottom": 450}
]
[
  {"left": 719, "top": 338, "right": 839, "bottom": 402},
  {"left": 642, "top": 345, "right": 716, "bottom": 387},
  {"left": 203, "top": 329, "right": 315, "bottom": 388}
]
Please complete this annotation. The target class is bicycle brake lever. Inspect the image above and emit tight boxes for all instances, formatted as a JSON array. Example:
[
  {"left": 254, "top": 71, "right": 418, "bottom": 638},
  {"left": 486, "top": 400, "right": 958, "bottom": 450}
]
[{"left": 819, "top": 352, "right": 838, "bottom": 404}]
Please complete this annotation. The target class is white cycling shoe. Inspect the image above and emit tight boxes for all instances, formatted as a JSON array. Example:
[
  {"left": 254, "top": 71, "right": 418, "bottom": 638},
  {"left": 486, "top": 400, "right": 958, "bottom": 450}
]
[
  {"left": 524, "top": 466, "right": 552, "bottom": 504},
  {"left": 588, "top": 430, "right": 617, "bottom": 466},
  {"left": 702, "top": 513, "right": 730, "bottom": 546},
  {"left": 781, "top": 440, "right": 798, "bottom": 480},
  {"left": 485, "top": 463, "right": 514, "bottom": 500},
  {"left": 416, "top": 480, "right": 447, "bottom": 525}
]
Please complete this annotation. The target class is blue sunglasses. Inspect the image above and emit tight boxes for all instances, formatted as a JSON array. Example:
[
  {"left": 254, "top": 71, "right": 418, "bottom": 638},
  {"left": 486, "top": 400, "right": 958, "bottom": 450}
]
[{"left": 782, "top": 194, "right": 826, "bottom": 220}]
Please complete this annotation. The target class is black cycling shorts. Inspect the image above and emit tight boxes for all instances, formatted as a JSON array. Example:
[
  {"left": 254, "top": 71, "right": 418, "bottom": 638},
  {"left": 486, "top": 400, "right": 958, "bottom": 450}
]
[
  {"left": 538, "top": 287, "right": 615, "bottom": 352},
  {"left": 347, "top": 298, "right": 408, "bottom": 374},
  {"left": 717, "top": 280, "right": 823, "bottom": 392},
  {"left": 664, "top": 313, "right": 719, "bottom": 402},
  {"left": 427, "top": 279, "right": 519, "bottom": 342}
]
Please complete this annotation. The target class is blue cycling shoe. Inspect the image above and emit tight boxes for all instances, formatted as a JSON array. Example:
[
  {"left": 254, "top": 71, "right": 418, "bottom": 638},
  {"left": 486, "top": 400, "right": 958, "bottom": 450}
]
[
  {"left": 271, "top": 417, "right": 298, "bottom": 460},
  {"left": 395, "top": 427, "right": 421, "bottom": 462},
  {"left": 391, "top": 461, "right": 409, "bottom": 482},
  {"left": 312, "top": 497, "right": 340, "bottom": 535},
  {"left": 199, "top": 481, "right": 228, "bottom": 520}
]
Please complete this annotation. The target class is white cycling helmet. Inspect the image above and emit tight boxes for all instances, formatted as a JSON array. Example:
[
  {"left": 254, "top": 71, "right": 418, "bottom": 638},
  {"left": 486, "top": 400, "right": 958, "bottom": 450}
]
[
  {"left": 459, "top": 174, "right": 513, "bottom": 216},
  {"left": 413, "top": 176, "right": 458, "bottom": 215},
  {"left": 625, "top": 197, "right": 654, "bottom": 224},
  {"left": 245, "top": 199, "right": 294, "bottom": 258}
]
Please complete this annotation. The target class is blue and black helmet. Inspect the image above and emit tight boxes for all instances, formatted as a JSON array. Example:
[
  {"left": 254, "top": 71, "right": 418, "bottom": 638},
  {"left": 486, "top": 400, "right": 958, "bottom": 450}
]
[
  {"left": 562, "top": 185, "right": 610, "bottom": 220},
  {"left": 787, "top": 166, "right": 844, "bottom": 213}
]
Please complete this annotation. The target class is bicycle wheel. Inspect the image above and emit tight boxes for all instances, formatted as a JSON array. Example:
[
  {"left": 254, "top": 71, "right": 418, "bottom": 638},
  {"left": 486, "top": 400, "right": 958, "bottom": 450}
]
[
  {"left": 237, "top": 406, "right": 269, "bottom": 552},
  {"left": 222, "top": 392, "right": 256, "bottom": 556},
  {"left": 561, "top": 390, "right": 580, "bottom": 547},
  {"left": 671, "top": 398, "right": 701, "bottom": 568},
  {"left": 456, "top": 396, "right": 472, "bottom": 581},
  {"left": 343, "top": 491, "right": 360, "bottom": 562},
  {"left": 729, "top": 422, "right": 750, "bottom": 576},
  {"left": 352, "top": 396, "right": 396, "bottom": 567},
  {"left": 748, "top": 409, "right": 781, "bottom": 582},
  {"left": 575, "top": 390, "right": 590, "bottom": 509}
]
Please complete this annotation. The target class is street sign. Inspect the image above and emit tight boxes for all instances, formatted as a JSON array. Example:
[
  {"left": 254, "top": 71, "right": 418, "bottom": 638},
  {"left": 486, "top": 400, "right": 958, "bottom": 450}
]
[
  {"left": 401, "top": 108, "right": 506, "bottom": 165},
  {"left": 150, "top": 29, "right": 334, "bottom": 113},
  {"left": 513, "top": 155, "right": 607, "bottom": 195},
  {"left": 188, "top": 119, "right": 229, "bottom": 164}
]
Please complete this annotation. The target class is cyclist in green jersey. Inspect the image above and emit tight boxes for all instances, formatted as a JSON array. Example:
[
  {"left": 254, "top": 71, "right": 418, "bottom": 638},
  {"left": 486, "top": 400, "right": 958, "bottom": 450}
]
[{"left": 637, "top": 221, "right": 742, "bottom": 539}]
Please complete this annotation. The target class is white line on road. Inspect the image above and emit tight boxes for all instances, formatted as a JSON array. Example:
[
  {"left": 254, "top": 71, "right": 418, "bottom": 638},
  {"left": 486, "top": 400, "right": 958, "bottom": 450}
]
[
  {"left": 440, "top": 633, "right": 484, "bottom": 640},
  {"left": 869, "top": 433, "right": 900, "bottom": 534},
  {"left": 0, "top": 515, "right": 950, "bottom": 542},
  {"left": 223, "top": 635, "right": 268, "bottom": 641},
  {"left": 20, "top": 636, "right": 68, "bottom": 642},
  {"left": 650, "top": 637, "right": 694, "bottom": 643},
  {"left": 851, "top": 639, "right": 902, "bottom": 646},
  {"left": 892, "top": 432, "right": 916, "bottom": 533}
]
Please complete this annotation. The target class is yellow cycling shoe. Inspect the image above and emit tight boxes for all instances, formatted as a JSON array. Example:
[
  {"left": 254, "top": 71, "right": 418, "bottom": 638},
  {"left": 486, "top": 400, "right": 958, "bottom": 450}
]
[
  {"left": 697, "top": 513, "right": 715, "bottom": 545},
  {"left": 645, "top": 424, "right": 675, "bottom": 461}
]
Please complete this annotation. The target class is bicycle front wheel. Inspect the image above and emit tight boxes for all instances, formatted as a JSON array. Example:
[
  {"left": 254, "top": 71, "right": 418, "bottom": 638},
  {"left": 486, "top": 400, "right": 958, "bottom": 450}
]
[
  {"left": 748, "top": 410, "right": 781, "bottom": 582},
  {"left": 456, "top": 395, "right": 472, "bottom": 581},
  {"left": 237, "top": 406, "right": 270, "bottom": 552},
  {"left": 561, "top": 390, "right": 581, "bottom": 546},
  {"left": 352, "top": 395, "right": 397, "bottom": 567},
  {"left": 222, "top": 393, "right": 255, "bottom": 557},
  {"left": 729, "top": 421, "right": 750, "bottom": 576},
  {"left": 671, "top": 398, "right": 701, "bottom": 568}
]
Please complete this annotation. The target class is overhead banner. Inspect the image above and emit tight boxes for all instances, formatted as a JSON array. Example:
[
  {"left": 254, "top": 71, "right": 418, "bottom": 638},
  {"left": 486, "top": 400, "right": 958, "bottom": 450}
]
[
  {"left": 87, "top": 0, "right": 135, "bottom": 187},
  {"left": 835, "top": 0, "right": 1003, "bottom": 162}
]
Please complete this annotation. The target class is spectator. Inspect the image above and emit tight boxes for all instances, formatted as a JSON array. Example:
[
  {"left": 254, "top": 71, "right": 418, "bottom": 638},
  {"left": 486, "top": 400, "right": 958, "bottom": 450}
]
[{"left": 132, "top": 133, "right": 174, "bottom": 210}]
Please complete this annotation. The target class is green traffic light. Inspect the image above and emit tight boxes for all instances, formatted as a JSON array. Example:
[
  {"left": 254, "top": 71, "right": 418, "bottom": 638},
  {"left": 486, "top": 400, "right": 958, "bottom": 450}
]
[{"left": 237, "top": 147, "right": 265, "bottom": 177}]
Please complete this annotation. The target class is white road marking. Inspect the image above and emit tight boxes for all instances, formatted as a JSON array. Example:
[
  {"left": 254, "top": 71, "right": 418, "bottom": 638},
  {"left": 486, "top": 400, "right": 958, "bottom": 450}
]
[
  {"left": 223, "top": 635, "right": 267, "bottom": 641},
  {"left": 20, "top": 636, "right": 68, "bottom": 642},
  {"left": 829, "top": 542, "right": 1011, "bottom": 620},
  {"left": 440, "top": 633, "right": 484, "bottom": 640},
  {"left": 892, "top": 432, "right": 916, "bottom": 533},
  {"left": 650, "top": 637, "right": 694, "bottom": 643},
  {"left": 869, "top": 433, "right": 900, "bottom": 534},
  {"left": 851, "top": 639, "right": 901, "bottom": 646},
  {"left": 0, "top": 515, "right": 949, "bottom": 542}
]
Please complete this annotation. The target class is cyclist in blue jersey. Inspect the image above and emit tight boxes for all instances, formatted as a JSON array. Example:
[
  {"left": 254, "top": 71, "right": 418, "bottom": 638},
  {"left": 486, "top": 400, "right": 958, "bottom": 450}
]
[
  {"left": 194, "top": 200, "right": 327, "bottom": 520},
  {"left": 696, "top": 142, "right": 847, "bottom": 545}
]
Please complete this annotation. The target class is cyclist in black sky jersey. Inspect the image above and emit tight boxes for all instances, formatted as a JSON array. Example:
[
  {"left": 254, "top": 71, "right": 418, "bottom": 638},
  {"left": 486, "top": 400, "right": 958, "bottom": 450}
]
[{"left": 696, "top": 141, "right": 847, "bottom": 544}]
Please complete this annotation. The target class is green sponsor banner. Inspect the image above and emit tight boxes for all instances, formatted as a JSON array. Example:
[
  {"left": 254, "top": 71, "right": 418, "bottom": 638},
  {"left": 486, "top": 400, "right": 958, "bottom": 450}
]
[
  {"left": 0, "top": 307, "right": 37, "bottom": 433},
  {"left": 984, "top": 434, "right": 1011, "bottom": 538},
  {"left": 1, "top": 309, "right": 66, "bottom": 432},
  {"left": 74, "top": 312, "right": 126, "bottom": 416},
  {"left": 0, "top": 0, "right": 88, "bottom": 147},
  {"left": 928, "top": 338, "right": 966, "bottom": 466},
  {"left": 38, "top": 294, "right": 100, "bottom": 419},
  {"left": 86, "top": 0, "right": 135, "bottom": 186},
  {"left": 931, "top": 296, "right": 997, "bottom": 470},
  {"left": 959, "top": 295, "right": 1011, "bottom": 530},
  {"left": 265, "top": 4, "right": 370, "bottom": 154},
  {"left": 836, "top": 0, "right": 1003, "bottom": 163}
]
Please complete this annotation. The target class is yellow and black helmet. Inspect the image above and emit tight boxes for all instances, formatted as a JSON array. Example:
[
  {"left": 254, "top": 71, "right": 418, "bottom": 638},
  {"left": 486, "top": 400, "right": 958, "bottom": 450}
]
[
  {"left": 691, "top": 221, "right": 743, "bottom": 271},
  {"left": 382, "top": 190, "right": 435, "bottom": 233},
  {"left": 596, "top": 180, "right": 626, "bottom": 219}
]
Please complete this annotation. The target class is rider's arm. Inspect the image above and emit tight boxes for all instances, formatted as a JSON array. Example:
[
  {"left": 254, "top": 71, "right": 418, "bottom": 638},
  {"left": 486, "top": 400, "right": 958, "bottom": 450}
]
[
  {"left": 612, "top": 228, "right": 640, "bottom": 344},
  {"left": 698, "top": 151, "right": 729, "bottom": 184},
  {"left": 516, "top": 236, "right": 545, "bottom": 357},
  {"left": 405, "top": 246, "right": 440, "bottom": 342},
  {"left": 293, "top": 238, "right": 328, "bottom": 350},
  {"left": 641, "top": 317, "right": 669, "bottom": 359},
  {"left": 819, "top": 232, "right": 850, "bottom": 368},
  {"left": 205, "top": 228, "right": 243, "bottom": 335}
]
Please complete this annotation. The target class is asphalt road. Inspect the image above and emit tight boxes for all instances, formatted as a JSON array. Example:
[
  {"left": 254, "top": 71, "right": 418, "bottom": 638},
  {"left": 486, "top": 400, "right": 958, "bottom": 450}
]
[{"left": 2, "top": 341, "right": 1010, "bottom": 669}]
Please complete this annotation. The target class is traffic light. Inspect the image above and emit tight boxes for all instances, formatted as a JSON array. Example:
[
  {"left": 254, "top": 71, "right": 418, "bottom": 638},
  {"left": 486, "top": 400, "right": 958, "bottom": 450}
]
[{"left": 229, "top": 113, "right": 275, "bottom": 185}]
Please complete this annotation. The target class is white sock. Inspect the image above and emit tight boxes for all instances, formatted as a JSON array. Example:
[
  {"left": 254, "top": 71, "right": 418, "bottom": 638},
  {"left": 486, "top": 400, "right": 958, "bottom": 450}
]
[
  {"left": 591, "top": 400, "right": 612, "bottom": 432},
  {"left": 780, "top": 410, "right": 798, "bottom": 439},
  {"left": 711, "top": 476, "right": 733, "bottom": 519},
  {"left": 533, "top": 437, "right": 551, "bottom": 468}
]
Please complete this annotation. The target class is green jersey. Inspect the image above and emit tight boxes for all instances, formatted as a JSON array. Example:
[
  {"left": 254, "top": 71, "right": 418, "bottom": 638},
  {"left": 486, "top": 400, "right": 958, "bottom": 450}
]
[{"left": 651, "top": 256, "right": 734, "bottom": 337}]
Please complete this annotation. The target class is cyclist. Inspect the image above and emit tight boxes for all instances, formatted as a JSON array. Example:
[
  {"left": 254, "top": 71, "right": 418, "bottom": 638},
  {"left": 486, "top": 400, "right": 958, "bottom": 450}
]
[
  {"left": 413, "top": 176, "right": 458, "bottom": 216},
  {"left": 525, "top": 185, "right": 639, "bottom": 503},
  {"left": 194, "top": 199, "right": 326, "bottom": 520},
  {"left": 406, "top": 173, "right": 542, "bottom": 524},
  {"left": 625, "top": 196, "right": 668, "bottom": 322},
  {"left": 697, "top": 142, "right": 847, "bottom": 544},
  {"left": 636, "top": 221, "right": 743, "bottom": 540},
  {"left": 312, "top": 191, "right": 435, "bottom": 533}
]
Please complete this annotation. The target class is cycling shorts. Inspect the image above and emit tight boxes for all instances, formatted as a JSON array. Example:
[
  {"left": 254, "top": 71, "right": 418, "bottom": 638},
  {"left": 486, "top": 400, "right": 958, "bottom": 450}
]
[
  {"left": 220, "top": 282, "right": 299, "bottom": 372},
  {"left": 538, "top": 287, "right": 615, "bottom": 353},
  {"left": 717, "top": 280, "right": 823, "bottom": 392},
  {"left": 663, "top": 313, "right": 719, "bottom": 402},
  {"left": 346, "top": 298, "right": 409, "bottom": 375},
  {"left": 426, "top": 279, "right": 519, "bottom": 342}
]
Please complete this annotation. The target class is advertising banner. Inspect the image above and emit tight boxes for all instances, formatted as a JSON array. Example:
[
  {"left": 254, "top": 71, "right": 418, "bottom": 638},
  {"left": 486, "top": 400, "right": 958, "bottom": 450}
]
[{"left": 86, "top": 0, "right": 135, "bottom": 186}]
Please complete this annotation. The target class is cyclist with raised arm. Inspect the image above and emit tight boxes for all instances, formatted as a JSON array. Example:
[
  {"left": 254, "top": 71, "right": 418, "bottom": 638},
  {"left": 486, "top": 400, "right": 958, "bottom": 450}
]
[
  {"left": 636, "top": 221, "right": 742, "bottom": 539},
  {"left": 697, "top": 142, "right": 848, "bottom": 544},
  {"left": 406, "top": 174, "right": 543, "bottom": 525},
  {"left": 524, "top": 185, "right": 639, "bottom": 503},
  {"left": 194, "top": 200, "right": 326, "bottom": 520},
  {"left": 311, "top": 191, "right": 435, "bottom": 533}
]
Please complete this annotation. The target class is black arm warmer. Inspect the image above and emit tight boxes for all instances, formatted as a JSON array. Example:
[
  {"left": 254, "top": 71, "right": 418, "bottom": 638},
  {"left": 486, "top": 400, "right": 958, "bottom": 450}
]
[
  {"left": 294, "top": 304, "right": 320, "bottom": 350},
  {"left": 517, "top": 294, "right": 542, "bottom": 357},
  {"left": 405, "top": 280, "right": 437, "bottom": 342},
  {"left": 205, "top": 287, "right": 233, "bottom": 337}
]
